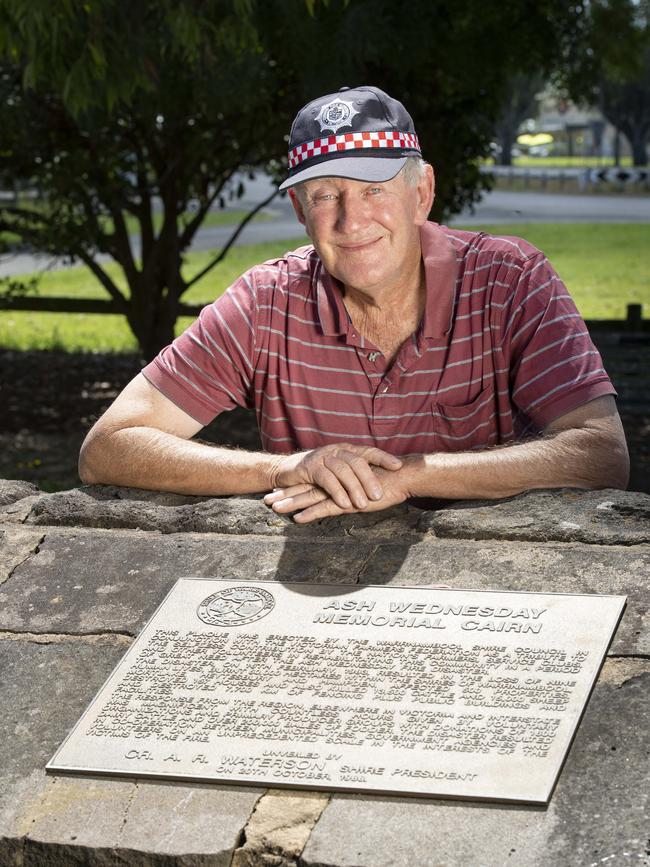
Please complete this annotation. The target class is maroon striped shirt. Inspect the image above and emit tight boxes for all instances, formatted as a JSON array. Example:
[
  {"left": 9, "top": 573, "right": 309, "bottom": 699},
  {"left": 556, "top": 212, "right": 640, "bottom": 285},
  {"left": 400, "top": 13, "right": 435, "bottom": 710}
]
[{"left": 142, "top": 222, "right": 615, "bottom": 455}]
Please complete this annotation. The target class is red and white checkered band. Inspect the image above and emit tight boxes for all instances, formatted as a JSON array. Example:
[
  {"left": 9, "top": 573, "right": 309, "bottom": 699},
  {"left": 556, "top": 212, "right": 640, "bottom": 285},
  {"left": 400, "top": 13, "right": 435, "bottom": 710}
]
[{"left": 288, "top": 130, "right": 420, "bottom": 169}]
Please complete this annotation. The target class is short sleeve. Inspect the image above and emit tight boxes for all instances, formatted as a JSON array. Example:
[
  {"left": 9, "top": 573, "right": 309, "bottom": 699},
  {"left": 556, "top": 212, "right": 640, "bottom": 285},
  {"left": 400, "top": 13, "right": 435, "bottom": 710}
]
[
  {"left": 501, "top": 253, "right": 616, "bottom": 428},
  {"left": 141, "top": 272, "right": 258, "bottom": 426}
]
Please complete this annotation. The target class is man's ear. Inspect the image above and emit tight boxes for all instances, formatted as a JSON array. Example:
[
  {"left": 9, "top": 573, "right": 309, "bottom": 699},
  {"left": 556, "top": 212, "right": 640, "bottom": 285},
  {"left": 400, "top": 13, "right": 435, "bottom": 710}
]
[
  {"left": 414, "top": 164, "right": 435, "bottom": 225},
  {"left": 289, "top": 188, "right": 307, "bottom": 227}
]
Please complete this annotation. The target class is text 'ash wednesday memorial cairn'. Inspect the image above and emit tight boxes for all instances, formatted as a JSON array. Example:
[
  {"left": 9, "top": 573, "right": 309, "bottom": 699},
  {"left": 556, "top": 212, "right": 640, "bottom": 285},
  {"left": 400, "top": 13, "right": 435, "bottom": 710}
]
[{"left": 48, "top": 579, "right": 625, "bottom": 805}]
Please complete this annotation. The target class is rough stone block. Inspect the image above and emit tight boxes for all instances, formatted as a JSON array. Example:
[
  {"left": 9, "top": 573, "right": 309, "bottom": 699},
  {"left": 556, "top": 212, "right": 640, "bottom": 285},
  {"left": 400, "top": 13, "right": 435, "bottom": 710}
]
[
  {"left": 119, "top": 779, "right": 264, "bottom": 864},
  {"left": 358, "top": 538, "right": 650, "bottom": 655},
  {"left": 22, "top": 486, "right": 425, "bottom": 539},
  {"left": 1, "top": 482, "right": 648, "bottom": 866},
  {"left": 230, "top": 789, "right": 329, "bottom": 867},
  {"left": 0, "top": 478, "right": 42, "bottom": 506},
  {"left": 0, "top": 528, "right": 373, "bottom": 635},
  {"left": 0, "top": 635, "right": 127, "bottom": 815},
  {"left": 0, "top": 636, "right": 262, "bottom": 866},
  {"left": 302, "top": 671, "right": 650, "bottom": 867},
  {"left": 0, "top": 526, "right": 44, "bottom": 585},
  {"left": 422, "top": 488, "right": 650, "bottom": 545},
  {"left": 0, "top": 492, "right": 48, "bottom": 525}
]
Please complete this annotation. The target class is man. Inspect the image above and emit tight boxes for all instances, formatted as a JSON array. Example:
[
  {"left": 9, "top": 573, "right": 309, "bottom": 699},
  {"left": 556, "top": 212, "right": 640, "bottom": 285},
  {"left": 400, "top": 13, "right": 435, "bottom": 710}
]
[{"left": 79, "top": 86, "right": 629, "bottom": 522}]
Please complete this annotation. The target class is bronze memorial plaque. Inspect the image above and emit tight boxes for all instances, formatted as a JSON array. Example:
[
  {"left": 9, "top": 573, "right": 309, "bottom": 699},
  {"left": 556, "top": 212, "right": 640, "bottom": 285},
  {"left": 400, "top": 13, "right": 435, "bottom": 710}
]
[{"left": 47, "top": 579, "right": 625, "bottom": 804}]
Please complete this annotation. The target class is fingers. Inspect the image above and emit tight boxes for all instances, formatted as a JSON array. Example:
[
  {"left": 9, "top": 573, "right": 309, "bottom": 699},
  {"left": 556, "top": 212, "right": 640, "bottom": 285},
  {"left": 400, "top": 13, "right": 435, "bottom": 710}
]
[
  {"left": 263, "top": 483, "right": 348, "bottom": 522},
  {"left": 263, "top": 484, "right": 328, "bottom": 513},
  {"left": 363, "top": 448, "right": 403, "bottom": 471},
  {"left": 317, "top": 447, "right": 401, "bottom": 508},
  {"left": 292, "top": 498, "right": 347, "bottom": 524},
  {"left": 263, "top": 483, "right": 314, "bottom": 505},
  {"left": 274, "top": 445, "right": 403, "bottom": 511},
  {"left": 316, "top": 456, "right": 376, "bottom": 508}
]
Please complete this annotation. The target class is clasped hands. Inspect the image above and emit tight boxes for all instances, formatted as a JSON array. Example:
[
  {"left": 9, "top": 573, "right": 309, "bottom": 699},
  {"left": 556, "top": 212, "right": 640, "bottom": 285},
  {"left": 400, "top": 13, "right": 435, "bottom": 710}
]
[{"left": 264, "top": 444, "right": 415, "bottom": 523}]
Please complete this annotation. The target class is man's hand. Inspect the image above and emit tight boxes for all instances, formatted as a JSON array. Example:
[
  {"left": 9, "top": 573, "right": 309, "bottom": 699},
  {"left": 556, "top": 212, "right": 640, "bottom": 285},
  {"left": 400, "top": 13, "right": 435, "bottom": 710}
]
[
  {"left": 265, "top": 395, "right": 630, "bottom": 523},
  {"left": 270, "top": 444, "right": 403, "bottom": 512},
  {"left": 265, "top": 462, "right": 414, "bottom": 523}
]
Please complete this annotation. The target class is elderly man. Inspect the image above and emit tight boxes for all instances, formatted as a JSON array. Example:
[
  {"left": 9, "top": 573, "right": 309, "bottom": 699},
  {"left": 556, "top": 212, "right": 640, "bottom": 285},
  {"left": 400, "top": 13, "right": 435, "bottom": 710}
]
[{"left": 80, "top": 86, "right": 629, "bottom": 522}]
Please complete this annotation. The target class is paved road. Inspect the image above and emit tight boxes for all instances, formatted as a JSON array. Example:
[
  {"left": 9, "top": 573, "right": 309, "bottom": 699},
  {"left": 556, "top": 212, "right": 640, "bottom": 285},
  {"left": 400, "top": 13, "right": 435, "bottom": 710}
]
[
  {"left": 1, "top": 185, "right": 648, "bottom": 277},
  {"left": 453, "top": 189, "right": 650, "bottom": 225}
]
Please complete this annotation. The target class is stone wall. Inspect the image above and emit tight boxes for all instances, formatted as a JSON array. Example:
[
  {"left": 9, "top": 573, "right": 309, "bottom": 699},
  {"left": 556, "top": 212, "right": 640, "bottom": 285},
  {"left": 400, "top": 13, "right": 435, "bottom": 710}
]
[{"left": 1, "top": 480, "right": 649, "bottom": 866}]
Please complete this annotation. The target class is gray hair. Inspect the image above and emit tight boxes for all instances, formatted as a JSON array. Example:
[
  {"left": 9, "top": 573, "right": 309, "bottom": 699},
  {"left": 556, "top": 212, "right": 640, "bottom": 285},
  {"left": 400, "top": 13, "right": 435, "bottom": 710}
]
[
  {"left": 401, "top": 155, "right": 429, "bottom": 186},
  {"left": 292, "top": 155, "right": 428, "bottom": 202}
]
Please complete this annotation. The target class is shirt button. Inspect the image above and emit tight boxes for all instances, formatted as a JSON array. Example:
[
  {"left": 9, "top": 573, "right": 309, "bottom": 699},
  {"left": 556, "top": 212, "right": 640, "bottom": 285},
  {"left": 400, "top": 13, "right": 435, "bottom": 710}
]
[
  {"left": 367, "top": 351, "right": 380, "bottom": 362},
  {"left": 382, "top": 385, "right": 389, "bottom": 393}
]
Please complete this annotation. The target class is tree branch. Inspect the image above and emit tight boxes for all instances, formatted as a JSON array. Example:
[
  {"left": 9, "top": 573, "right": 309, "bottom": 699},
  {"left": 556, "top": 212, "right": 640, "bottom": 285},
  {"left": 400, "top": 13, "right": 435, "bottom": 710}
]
[
  {"left": 107, "top": 204, "right": 139, "bottom": 283},
  {"left": 184, "top": 189, "right": 278, "bottom": 291},
  {"left": 178, "top": 170, "right": 235, "bottom": 250},
  {"left": 134, "top": 144, "right": 155, "bottom": 263},
  {"left": 72, "top": 247, "right": 128, "bottom": 309}
]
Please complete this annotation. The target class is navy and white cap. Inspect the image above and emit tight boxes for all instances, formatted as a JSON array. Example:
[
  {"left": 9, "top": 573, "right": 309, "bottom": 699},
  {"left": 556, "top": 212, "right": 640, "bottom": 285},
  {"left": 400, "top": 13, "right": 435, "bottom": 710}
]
[{"left": 279, "top": 85, "right": 421, "bottom": 191}]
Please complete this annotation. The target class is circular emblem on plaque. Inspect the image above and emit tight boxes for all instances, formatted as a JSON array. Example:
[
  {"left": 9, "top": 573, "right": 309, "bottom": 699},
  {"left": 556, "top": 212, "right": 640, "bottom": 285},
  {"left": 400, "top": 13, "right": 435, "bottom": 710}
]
[
  {"left": 316, "top": 98, "right": 359, "bottom": 133},
  {"left": 197, "top": 586, "right": 275, "bottom": 627}
]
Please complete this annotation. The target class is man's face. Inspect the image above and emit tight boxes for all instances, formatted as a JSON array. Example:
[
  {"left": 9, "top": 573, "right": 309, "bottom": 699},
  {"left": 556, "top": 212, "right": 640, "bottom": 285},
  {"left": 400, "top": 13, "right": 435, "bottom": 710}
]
[{"left": 290, "top": 165, "right": 434, "bottom": 298}]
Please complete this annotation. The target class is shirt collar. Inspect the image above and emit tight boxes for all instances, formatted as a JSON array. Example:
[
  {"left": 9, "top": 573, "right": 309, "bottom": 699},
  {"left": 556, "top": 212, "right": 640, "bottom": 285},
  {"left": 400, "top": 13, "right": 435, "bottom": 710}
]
[
  {"left": 315, "top": 259, "right": 350, "bottom": 337},
  {"left": 420, "top": 220, "right": 459, "bottom": 339},
  {"left": 314, "top": 221, "right": 459, "bottom": 339}
]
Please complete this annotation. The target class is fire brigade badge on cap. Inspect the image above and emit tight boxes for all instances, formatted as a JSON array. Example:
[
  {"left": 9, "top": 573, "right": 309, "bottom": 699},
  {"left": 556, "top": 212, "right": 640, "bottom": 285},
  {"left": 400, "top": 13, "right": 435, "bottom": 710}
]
[
  {"left": 316, "top": 98, "right": 360, "bottom": 133},
  {"left": 279, "top": 85, "right": 421, "bottom": 190}
]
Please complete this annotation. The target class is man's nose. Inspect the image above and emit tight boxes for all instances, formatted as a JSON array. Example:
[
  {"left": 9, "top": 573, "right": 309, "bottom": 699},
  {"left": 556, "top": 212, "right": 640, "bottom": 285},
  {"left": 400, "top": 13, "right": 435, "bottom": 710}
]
[{"left": 336, "top": 194, "right": 369, "bottom": 234}]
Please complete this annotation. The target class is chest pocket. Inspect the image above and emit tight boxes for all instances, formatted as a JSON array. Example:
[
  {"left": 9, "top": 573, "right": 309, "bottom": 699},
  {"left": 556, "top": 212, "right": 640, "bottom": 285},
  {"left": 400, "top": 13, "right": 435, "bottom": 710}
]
[{"left": 432, "top": 385, "right": 497, "bottom": 452}]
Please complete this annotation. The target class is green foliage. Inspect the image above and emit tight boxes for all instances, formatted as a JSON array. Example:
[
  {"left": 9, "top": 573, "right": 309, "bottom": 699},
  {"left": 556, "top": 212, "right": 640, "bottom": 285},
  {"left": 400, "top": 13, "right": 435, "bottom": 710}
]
[
  {"left": 0, "top": 272, "right": 39, "bottom": 298},
  {"left": 0, "top": 0, "right": 258, "bottom": 115},
  {"left": 0, "top": 0, "right": 587, "bottom": 356},
  {"left": 0, "top": 0, "right": 288, "bottom": 356},
  {"left": 561, "top": 0, "right": 650, "bottom": 165},
  {"left": 260, "top": 0, "right": 584, "bottom": 218}
]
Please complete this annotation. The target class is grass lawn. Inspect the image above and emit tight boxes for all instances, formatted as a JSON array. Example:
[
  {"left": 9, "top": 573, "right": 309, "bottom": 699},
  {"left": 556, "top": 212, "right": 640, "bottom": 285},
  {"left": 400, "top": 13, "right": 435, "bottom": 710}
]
[
  {"left": 0, "top": 223, "right": 647, "bottom": 352},
  {"left": 454, "top": 222, "right": 650, "bottom": 321}
]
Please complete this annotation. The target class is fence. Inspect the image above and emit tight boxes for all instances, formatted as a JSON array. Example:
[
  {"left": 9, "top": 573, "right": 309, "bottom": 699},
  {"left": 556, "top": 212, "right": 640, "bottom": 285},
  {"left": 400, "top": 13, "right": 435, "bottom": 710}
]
[
  {"left": 483, "top": 165, "right": 650, "bottom": 192},
  {"left": 0, "top": 295, "right": 204, "bottom": 318},
  {"left": 0, "top": 295, "right": 646, "bottom": 335}
]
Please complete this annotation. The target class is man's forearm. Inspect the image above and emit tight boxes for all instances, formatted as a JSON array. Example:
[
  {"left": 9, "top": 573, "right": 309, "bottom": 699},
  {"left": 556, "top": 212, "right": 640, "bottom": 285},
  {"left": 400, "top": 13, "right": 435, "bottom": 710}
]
[
  {"left": 404, "top": 424, "right": 629, "bottom": 501},
  {"left": 79, "top": 426, "right": 282, "bottom": 495}
]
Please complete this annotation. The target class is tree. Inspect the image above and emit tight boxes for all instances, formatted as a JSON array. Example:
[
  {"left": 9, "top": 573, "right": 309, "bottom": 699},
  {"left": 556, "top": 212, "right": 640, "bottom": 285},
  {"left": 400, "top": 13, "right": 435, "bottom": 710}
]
[
  {"left": 0, "top": 0, "right": 585, "bottom": 358},
  {"left": 598, "top": 49, "right": 650, "bottom": 165},
  {"left": 261, "top": 0, "right": 584, "bottom": 218},
  {"left": 563, "top": 0, "right": 650, "bottom": 166},
  {"left": 0, "top": 0, "right": 289, "bottom": 359},
  {"left": 494, "top": 74, "right": 546, "bottom": 167}
]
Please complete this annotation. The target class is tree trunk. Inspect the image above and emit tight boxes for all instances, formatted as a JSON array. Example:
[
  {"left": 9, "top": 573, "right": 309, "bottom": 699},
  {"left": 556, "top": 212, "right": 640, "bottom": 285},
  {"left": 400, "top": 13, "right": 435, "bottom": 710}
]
[
  {"left": 614, "top": 129, "right": 621, "bottom": 166},
  {"left": 627, "top": 129, "right": 649, "bottom": 166},
  {"left": 498, "top": 130, "right": 513, "bottom": 166},
  {"left": 126, "top": 274, "right": 181, "bottom": 362},
  {"left": 140, "top": 304, "right": 178, "bottom": 362}
]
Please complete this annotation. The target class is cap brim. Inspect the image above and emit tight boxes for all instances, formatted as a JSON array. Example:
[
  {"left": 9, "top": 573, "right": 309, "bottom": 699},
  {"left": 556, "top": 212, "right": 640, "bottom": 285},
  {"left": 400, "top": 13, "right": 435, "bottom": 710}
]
[{"left": 279, "top": 156, "right": 408, "bottom": 191}]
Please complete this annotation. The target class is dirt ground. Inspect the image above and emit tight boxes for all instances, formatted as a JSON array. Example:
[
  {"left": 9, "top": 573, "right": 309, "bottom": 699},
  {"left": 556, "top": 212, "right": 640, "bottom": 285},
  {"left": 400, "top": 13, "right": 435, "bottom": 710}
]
[{"left": 1, "top": 348, "right": 648, "bottom": 494}]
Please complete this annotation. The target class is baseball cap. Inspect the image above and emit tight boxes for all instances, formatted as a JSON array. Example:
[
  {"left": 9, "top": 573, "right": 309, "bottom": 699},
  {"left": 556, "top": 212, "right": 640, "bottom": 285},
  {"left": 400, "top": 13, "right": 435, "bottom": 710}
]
[{"left": 279, "top": 85, "right": 421, "bottom": 191}]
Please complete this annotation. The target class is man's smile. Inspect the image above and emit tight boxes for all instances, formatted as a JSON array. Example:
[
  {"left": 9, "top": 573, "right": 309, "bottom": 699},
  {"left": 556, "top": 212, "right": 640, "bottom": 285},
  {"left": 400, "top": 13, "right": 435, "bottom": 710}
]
[{"left": 336, "top": 237, "right": 383, "bottom": 251}]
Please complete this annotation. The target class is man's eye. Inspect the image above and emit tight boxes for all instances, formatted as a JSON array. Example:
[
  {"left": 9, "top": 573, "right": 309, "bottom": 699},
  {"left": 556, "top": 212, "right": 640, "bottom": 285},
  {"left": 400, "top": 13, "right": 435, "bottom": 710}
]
[{"left": 368, "top": 187, "right": 383, "bottom": 195}]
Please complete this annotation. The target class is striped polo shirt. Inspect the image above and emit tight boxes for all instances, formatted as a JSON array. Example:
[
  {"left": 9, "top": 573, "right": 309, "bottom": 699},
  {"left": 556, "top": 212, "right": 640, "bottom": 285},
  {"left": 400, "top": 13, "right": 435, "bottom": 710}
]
[{"left": 142, "top": 221, "right": 615, "bottom": 455}]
